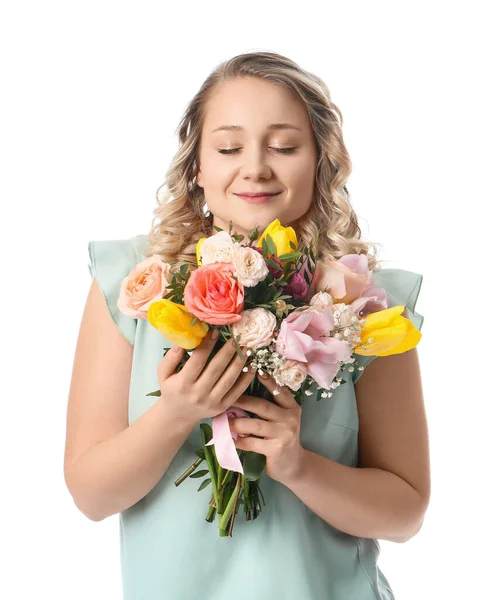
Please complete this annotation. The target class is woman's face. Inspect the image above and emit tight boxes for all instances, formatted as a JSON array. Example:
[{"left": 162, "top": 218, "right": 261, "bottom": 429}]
[{"left": 197, "top": 77, "right": 318, "bottom": 241}]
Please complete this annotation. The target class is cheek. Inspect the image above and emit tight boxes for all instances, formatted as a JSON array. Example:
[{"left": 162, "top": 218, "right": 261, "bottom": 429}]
[
  {"left": 200, "top": 152, "right": 234, "bottom": 189},
  {"left": 285, "top": 164, "right": 316, "bottom": 210},
  {"left": 283, "top": 153, "right": 316, "bottom": 188}
]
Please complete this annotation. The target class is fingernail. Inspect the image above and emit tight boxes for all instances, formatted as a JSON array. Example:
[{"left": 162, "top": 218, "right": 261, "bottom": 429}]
[
  {"left": 210, "top": 329, "right": 219, "bottom": 340},
  {"left": 250, "top": 364, "right": 257, "bottom": 372},
  {"left": 260, "top": 371, "right": 269, "bottom": 378},
  {"left": 173, "top": 346, "right": 181, "bottom": 353}
]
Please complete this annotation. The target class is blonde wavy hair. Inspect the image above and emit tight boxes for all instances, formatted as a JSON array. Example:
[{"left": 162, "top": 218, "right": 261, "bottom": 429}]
[{"left": 145, "top": 50, "right": 384, "bottom": 273}]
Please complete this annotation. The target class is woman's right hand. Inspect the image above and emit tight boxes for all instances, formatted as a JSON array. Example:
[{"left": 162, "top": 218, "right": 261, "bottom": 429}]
[{"left": 156, "top": 329, "right": 256, "bottom": 425}]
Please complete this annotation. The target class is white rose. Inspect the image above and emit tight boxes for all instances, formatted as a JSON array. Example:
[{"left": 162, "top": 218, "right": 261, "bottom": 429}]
[
  {"left": 232, "top": 308, "right": 277, "bottom": 350},
  {"left": 200, "top": 231, "right": 238, "bottom": 265},
  {"left": 276, "top": 360, "right": 308, "bottom": 391},
  {"left": 232, "top": 246, "right": 269, "bottom": 287},
  {"left": 310, "top": 291, "right": 334, "bottom": 309},
  {"left": 331, "top": 302, "right": 355, "bottom": 328}
]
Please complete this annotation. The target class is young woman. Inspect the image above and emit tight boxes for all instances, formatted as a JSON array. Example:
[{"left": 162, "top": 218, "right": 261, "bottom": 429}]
[{"left": 64, "top": 51, "right": 430, "bottom": 600}]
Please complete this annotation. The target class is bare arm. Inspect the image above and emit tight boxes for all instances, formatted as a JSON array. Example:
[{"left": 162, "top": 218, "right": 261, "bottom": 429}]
[
  {"left": 282, "top": 347, "right": 430, "bottom": 543},
  {"left": 64, "top": 278, "right": 254, "bottom": 522},
  {"left": 282, "top": 450, "right": 425, "bottom": 543},
  {"left": 63, "top": 277, "right": 194, "bottom": 521},
  {"left": 65, "top": 393, "right": 197, "bottom": 521}
]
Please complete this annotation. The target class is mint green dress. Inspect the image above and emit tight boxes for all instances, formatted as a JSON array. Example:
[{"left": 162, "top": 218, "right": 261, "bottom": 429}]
[{"left": 87, "top": 234, "right": 425, "bottom": 600}]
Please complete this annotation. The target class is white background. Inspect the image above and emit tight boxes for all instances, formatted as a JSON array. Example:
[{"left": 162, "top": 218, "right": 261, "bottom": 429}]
[{"left": 2, "top": 1, "right": 496, "bottom": 598}]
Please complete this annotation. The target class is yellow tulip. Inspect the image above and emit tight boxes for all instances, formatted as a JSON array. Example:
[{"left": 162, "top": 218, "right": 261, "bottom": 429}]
[
  {"left": 354, "top": 305, "right": 422, "bottom": 357},
  {"left": 147, "top": 299, "right": 209, "bottom": 350},
  {"left": 256, "top": 218, "right": 298, "bottom": 260},
  {"left": 196, "top": 237, "right": 206, "bottom": 266}
]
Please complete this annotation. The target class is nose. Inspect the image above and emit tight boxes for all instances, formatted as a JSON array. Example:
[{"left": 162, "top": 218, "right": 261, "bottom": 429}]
[{"left": 239, "top": 145, "right": 272, "bottom": 180}]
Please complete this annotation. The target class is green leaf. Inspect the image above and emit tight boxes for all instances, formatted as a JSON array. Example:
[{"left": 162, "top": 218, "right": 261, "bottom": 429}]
[
  {"left": 200, "top": 422, "right": 213, "bottom": 439},
  {"left": 266, "top": 257, "right": 283, "bottom": 270},
  {"left": 190, "top": 316, "right": 198, "bottom": 326},
  {"left": 213, "top": 225, "right": 223, "bottom": 232},
  {"left": 189, "top": 469, "right": 209, "bottom": 478},
  {"left": 262, "top": 236, "right": 268, "bottom": 257},
  {"left": 197, "top": 478, "right": 211, "bottom": 492},
  {"left": 277, "top": 252, "right": 301, "bottom": 262},
  {"left": 229, "top": 326, "right": 245, "bottom": 360},
  {"left": 199, "top": 424, "right": 217, "bottom": 492},
  {"left": 265, "top": 235, "right": 277, "bottom": 258},
  {"left": 248, "top": 226, "right": 260, "bottom": 244},
  {"left": 193, "top": 448, "right": 206, "bottom": 460},
  {"left": 145, "top": 390, "right": 161, "bottom": 397},
  {"left": 289, "top": 240, "right": 297, "bottom": 250},
  {"left": 242, "top": 451, "right": 266, "bottom": 481}
]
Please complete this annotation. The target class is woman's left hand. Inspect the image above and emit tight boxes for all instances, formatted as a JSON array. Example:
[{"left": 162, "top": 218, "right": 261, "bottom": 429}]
[{"left": 229, "top": 372, "right": 306, "bottom": 486}]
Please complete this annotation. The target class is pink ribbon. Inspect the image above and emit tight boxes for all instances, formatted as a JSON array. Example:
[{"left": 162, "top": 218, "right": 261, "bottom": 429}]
[{"left": 205, "top": 407, "right": 251, "bottom": 474}]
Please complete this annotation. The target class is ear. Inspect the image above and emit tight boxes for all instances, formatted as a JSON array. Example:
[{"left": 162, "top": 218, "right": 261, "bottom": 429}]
[{"left": 196, "top": 170, "right": 203, "bottom": 188}]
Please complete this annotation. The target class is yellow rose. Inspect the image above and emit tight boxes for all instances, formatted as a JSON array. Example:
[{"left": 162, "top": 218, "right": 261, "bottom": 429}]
[
  {"left": 354, "top": 305, "right": 422, "bottom": 357},
  {"left": 147, "top": 299, "right": 209, "bottom": 350},
  {"left": 256, "top": 218, "right": 298, "bottom": 260},
  {"left": 196, "top": 237, "right": 206, "bottom": 266}
]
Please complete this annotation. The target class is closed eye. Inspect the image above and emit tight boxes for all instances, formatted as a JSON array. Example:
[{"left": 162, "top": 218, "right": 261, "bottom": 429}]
[{"left": 218, "top": 147, "right": 297, "bottom": 155}]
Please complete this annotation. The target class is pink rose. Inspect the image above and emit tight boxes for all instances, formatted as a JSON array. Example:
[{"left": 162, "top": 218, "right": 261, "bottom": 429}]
[
  {"left": 275, "top": 306, "right": 351, "bottom": 390},
  {"left": 283, "top": 272, "right": 308, "bottom": 300},
  {"left": 306, "top": 254, "right": 388, "bottom": 318},
  {"left": 117, "top": 255, "right": 171, "bottom": 319},
  {"left": 183, "top": 262, "right": 245, "bottom": 325}
]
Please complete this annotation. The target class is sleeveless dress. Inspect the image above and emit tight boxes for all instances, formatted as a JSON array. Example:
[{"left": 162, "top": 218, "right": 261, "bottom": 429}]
[{"left": 87, "top": 234, "right": 425, "bottom": 600}]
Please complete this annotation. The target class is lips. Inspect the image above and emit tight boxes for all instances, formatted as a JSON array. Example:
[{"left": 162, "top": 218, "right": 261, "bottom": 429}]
[{"left": 235, "top": 192, "right": 280, "bottom": 204}]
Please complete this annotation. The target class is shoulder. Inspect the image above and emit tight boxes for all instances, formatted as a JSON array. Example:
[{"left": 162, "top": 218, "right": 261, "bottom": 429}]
[
  {"left": 371, "top": 267, "right": 424, "bottom": 329},
  {"left": 352, "top": 266, "right": 425, "bottom": 385},
  {"left": 87, "top": 234, "right": 148, "bottom": 347},
  {"left": 130, "top": 233, "right": 149, "bottom": 261}
]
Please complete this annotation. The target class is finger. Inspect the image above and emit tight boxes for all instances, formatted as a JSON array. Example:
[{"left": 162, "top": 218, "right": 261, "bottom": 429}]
[
  {"left": 196, "top": 338, "right": 244, "bottom": 391},
  {"left": 257, "top": 372, "right": 296, "bottom": 408},
  {"left": 231, "top": 394, "right": 283, "bottom": 422},
  {"left": 230, "top": 416, "right": 275, "bottom": 439},
  {"left": 179, "top": 328, "right": 222, "bottom": 383},
  {"left": 157, "top": 344, "right": 186, "bottom": 382},
  {"left": 234, "top": 435, "right": 265, "bottom": 454},
  {"left": 219, "top": 366, "right": 258, "bottom": 411}
]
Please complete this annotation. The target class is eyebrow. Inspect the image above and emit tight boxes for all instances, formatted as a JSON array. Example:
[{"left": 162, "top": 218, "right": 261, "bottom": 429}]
[{"left": 211, "top": 123, "right": 303, "bottom": 134}]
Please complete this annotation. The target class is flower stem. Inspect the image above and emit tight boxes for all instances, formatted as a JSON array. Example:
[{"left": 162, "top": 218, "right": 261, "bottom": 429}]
[
  {"left": 205, "top": 495, "right": 216, "bottom": 522},
  {"left": 227, "top": 474, "right": 243, "bottom": 537},
  {"left": 174, "top": 457, "right": 203, "bottom": 486},
  {"left": 219, "top": 472, "right": 243, "bottom": 536},
  {"left": 200, "top": 429, "right": 219, "bottom": 511}
]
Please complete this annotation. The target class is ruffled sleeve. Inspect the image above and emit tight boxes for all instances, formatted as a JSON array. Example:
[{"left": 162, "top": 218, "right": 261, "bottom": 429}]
[
  {"left": 87, "top": 237, "right": 140, "bottom": 347},
  {"left": 352, "top": 268, "right": 424, "bottom": 384}
]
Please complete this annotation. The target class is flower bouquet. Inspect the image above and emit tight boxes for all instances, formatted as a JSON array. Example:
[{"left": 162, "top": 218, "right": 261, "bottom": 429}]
[{"left": 117, "top": 219, "right": 422, "bottom": 537}]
